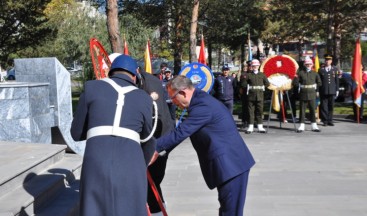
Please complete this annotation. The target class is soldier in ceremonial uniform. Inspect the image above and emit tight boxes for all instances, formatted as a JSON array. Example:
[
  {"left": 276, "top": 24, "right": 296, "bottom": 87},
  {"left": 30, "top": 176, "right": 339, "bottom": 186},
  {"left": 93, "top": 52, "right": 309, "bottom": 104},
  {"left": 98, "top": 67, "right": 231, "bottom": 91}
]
[
  {"left": 318, "top": 54, "right": 339, "bottom": 126},
  {"left": 242, "top": 59, "right": 270, "bottom": 134},
  {"left": 295, "top": 58, "right": 322, "bottom": 132},
  {"left": 71, "top": 55, "right": 156, "bottom": 216},
  {"left": 239, "top": 63, "right": 251, "bottom": 128}
]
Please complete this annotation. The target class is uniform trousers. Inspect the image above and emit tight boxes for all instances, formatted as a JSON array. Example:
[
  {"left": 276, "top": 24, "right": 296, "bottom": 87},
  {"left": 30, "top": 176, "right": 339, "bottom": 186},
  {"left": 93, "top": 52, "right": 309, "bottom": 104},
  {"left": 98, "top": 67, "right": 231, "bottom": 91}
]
[
  {"left": 241, "top": 93, "right": 249, "bottom": 125},
  {"left": 320, "top": 94, "right": 335, "bottom": 123},
  {"left": 217, "top": 170, "right": 250, "bottom": 216},
  {"left": 248, "top": 100, "right": 264, "bottom": 124},
  {"left": 299, "top": 99, "right": 316, "bottom": 123},
  {"left": 221, "top": 99, "right": 234, "bottom": 114}
]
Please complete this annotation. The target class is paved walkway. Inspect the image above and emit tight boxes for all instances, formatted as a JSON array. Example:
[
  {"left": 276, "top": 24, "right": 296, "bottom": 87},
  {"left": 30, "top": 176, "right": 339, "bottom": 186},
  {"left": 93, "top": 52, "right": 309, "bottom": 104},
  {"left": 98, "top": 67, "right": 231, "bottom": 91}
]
[{"left": 161, "top": 117, "right": 367, "bottom": 216}]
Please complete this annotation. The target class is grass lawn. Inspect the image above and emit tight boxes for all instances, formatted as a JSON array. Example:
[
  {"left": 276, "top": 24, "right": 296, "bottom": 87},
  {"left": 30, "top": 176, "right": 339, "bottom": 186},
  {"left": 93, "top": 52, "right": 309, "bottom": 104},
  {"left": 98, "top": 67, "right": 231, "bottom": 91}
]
[{"left": 72, "top": 93, "right": 366, "bottom": 118}]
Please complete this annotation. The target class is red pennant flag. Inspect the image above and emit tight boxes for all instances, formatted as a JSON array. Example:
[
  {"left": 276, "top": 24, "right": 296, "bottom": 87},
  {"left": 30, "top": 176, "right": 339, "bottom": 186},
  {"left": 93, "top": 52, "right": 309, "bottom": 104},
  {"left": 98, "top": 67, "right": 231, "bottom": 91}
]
[
  {"left": 123, "top": 39, "right": 129, "bottom": 55},
  {"left": 198, "top": 35, "right": 206, "bottom": 65},
  {"left": 351, "top": 37, "right": 365, "bottom": 122}
]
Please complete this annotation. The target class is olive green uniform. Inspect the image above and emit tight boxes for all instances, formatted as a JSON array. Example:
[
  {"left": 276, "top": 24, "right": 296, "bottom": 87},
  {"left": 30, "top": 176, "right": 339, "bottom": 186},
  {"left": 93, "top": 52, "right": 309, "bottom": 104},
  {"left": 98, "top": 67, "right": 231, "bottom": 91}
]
[
  {"left": 242, "top": 71, "right": 270, "bottom": 124},
  {"left": 294, "top": 69, "right": 322, "bottom": 123}
]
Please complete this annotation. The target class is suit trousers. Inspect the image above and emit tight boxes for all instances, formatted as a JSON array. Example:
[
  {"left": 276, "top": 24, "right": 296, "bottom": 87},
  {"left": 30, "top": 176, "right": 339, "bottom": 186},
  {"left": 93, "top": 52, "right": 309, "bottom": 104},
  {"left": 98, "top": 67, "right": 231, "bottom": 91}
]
[
  {"left": 320, "top": 94, "right": 335, "bottom": 123},
  {"left": 217, "top": 170, "right": 250, "bottom": 216},
  {"left": 299, "top": 99, "right": 316, "bottom": 123}
]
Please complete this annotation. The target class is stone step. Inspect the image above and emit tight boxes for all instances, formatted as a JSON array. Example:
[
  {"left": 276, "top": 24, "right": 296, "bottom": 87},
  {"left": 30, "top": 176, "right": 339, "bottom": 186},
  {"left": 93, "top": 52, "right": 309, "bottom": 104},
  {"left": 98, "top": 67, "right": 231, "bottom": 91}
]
[
  {"left": 0, "top": 142, "right": 66, "bottom": 196},
  {"left": 0, "top": 150, "right": 82, "bottom": 216},
  {"left": 36, "top": 180, "right": 80, "bottom": 216}
]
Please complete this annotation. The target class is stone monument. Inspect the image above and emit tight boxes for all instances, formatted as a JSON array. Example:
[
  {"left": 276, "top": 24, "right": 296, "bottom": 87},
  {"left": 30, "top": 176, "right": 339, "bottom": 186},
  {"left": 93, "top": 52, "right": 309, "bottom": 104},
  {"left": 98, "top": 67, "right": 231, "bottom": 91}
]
[{"left": 0, "top": 57, "right": 85, "bottom": 155}]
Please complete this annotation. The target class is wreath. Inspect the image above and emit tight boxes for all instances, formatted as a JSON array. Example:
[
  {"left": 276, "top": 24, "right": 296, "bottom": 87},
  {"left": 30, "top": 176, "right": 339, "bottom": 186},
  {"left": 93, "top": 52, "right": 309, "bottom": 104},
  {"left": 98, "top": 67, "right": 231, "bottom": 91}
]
[{"left": 260, "top": 54, "right": 298, "bottom": 91}]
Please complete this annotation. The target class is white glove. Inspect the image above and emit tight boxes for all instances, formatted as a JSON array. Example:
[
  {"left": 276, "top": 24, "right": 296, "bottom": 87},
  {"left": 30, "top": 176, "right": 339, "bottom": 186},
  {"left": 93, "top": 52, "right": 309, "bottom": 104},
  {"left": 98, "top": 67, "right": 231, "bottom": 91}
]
[
  {"left": 150, "top": 92, "right": 159, "bottom": 101},
  {"left": 316, "top": 92, "right": 319, "bottom": 98},
  {"left": 336, "top": 91, "right": 339, "bottom": 97}
]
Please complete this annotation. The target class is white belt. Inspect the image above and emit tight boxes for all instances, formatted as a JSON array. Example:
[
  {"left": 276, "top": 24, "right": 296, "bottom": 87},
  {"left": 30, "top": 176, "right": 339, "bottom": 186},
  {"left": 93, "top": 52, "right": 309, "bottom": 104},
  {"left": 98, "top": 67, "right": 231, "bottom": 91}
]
[
  {"left": 87, "top": 126, "right": 140, "bottom": 144},
  {"left": 249, "top": 85, "right": 264, "bottom": 90},
  {"left": 300, "top": 84, "right": 316, "bottom": 89}
]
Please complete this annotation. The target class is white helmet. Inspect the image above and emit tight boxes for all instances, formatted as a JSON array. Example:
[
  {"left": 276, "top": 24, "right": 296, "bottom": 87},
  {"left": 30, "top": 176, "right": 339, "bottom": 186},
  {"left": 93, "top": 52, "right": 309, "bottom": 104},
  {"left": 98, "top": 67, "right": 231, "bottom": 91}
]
[
  {"left": 304, "top": 58, "right": 313, "bottom": 65},
  {"left": 251, "top": 59, "right": 260, "bottom": 66}
]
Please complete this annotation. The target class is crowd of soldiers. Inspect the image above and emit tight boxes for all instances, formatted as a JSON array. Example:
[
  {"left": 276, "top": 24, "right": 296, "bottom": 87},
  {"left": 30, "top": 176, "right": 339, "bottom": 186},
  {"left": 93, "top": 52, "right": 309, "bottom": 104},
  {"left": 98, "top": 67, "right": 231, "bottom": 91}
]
[{"left": 213, "top": 54, "right": 344, "bottom": 134}]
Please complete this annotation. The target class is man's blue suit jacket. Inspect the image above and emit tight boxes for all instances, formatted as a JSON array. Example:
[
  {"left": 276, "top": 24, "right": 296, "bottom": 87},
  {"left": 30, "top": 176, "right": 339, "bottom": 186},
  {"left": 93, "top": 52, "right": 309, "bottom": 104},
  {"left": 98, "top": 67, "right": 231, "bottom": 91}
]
[{"left": 157, "top": 89, "right": 255, "bottom": 189}]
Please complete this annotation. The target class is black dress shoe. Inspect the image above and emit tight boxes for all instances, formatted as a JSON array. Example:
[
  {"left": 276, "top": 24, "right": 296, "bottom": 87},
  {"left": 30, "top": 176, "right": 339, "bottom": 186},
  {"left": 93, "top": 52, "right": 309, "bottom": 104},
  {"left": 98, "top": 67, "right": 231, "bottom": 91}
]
[
  {"left": 311, "top": 129, "right": 321, "bottom": 132},
  {"left": 323, "top": 122, "right": 328, "bottom": 126},
  {"left": 258, "top": 130, "right": 267, "bottom": 134},
  {"left": 328, "top": 122, "right": 334, "bottom": 126}
]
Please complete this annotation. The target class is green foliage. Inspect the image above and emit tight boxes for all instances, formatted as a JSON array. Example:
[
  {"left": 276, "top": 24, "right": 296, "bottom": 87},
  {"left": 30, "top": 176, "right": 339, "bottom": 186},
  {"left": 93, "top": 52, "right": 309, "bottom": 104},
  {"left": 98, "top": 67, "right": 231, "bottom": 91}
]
[
  {"left": 361, "top": 41, "right": 367, "bottom": 58},
  {"left": 266, "top": 0, "right": 367, "bottom": 58},
  {"left": 119, "top": 14, "right": 155, "bottom": 59},
  {"left": 0, "top": 0, "right": 55, "bottom": 67},
  {"left": 27, "top": 2, "right": 108, "bottom": 66}
]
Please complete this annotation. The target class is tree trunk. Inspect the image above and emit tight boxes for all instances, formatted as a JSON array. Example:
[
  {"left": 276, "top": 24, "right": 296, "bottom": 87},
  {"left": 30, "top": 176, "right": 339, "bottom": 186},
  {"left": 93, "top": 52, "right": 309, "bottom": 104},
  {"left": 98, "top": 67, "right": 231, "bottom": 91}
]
[
  {"left": 240, "top": 39, "right": 245, "bottom": 71},
  {"left": 326, "top": 0, "right": 335, "bottom": 54},
  {"left": 189, "top": 0, "right": 200, "bottom": 63},
  {"left": 208, "top": 41, "right": 212, "bottom": 68},
  {"left": 106, "top": 0, "right": 122, "bottom": 53},
  {"left": 217, "top": 48, "right": 222, "bottom": 71},
  {"left": 333, "top": 26, "right": 342, "bottom": 67},
  {"left": 173, "top": 10, "right": 183, "bottom": 75}
]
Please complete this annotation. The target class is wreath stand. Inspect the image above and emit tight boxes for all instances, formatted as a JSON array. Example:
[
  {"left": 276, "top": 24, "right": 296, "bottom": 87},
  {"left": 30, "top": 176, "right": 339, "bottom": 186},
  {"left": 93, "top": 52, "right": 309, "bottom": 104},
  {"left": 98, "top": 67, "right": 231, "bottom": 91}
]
[{"left": 266, "top": 90, "right": 297, "bottom": 132}]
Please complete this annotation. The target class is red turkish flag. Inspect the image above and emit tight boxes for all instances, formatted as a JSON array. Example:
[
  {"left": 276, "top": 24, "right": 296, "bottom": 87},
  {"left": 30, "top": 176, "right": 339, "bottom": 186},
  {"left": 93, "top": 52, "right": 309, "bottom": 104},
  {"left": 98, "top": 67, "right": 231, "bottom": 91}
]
[
  {"left": 351, "top": 37, "right": 365, "bottom": 122},
  {"left": 198, "top": 35, "right": 206, "bottom": 65}
]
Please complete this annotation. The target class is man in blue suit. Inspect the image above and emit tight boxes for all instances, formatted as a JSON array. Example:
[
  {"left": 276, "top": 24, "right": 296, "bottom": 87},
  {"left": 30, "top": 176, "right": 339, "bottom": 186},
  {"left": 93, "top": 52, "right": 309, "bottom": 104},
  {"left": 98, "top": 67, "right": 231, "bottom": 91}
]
[{"left": 150, "top": 75, "right": 255, "bottom": 216}]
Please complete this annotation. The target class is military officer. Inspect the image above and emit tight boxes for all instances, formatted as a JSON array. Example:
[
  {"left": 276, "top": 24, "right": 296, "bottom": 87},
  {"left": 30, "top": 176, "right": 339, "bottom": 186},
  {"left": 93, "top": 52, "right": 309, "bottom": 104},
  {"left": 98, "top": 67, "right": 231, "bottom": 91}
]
[
  {"left": 242, "top": 59, "right": 270, "bottom": 133},
  {"left": 71, "top": 55, "right": 156, "bottom": 216},
  {"left": 295, "top": 58, "right": 322, "bottom": 132},
  {"left": 318, "top": 54, "right": 339, "bottom": 126}
]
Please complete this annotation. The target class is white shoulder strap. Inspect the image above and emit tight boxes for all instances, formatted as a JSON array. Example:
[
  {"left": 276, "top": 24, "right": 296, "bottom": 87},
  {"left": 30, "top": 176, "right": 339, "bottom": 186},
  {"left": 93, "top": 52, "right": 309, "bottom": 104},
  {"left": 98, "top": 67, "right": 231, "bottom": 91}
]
[{"left": 101, "top": 78, "right": 138, "bottom": 133}]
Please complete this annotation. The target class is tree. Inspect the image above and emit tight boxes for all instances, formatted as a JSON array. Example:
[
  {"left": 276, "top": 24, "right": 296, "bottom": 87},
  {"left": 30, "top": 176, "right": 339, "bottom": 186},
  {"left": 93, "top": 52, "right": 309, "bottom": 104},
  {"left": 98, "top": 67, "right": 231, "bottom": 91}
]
[
  {"left": 106, "top": 0, "right": 123, "bottom": 52},
  {"left": 189, "top": 0, "right": 200, "bottom": 63},
  {"left": 18, "top": 1, "right": 153, "bottom": 80},
  {"left": 202, "top": 0, "right": 261, "bottom": 68},
  {"left": 0, "top": 0, "right": 55, "bottom": 67},
  {"left": 265, "top": 0, "right": 367, "bottom": 67}
]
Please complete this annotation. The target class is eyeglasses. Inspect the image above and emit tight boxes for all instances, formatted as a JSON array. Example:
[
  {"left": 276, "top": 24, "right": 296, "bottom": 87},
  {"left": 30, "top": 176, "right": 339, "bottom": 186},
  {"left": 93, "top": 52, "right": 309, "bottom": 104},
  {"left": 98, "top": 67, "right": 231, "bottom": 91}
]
[
  {"left": 169, "top": 88, "right": 185, "bottom": 100},
  {"left": 170, "top": 90, "right": 181, "bottom": 100}
]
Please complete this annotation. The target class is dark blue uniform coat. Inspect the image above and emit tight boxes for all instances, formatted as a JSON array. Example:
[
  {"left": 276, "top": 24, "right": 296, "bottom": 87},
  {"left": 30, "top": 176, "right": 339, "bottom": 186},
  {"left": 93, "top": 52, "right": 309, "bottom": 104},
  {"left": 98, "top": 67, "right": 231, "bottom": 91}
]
[
  {"left": 70, "top": 74, "right": 156, "bottom": 216},
  {"left": 318, "top": 66, "right": 340, "bottom": 123},
  {"left": 156, "top": 89, "right": 255, "bottom": 189},
  {"left": 138, "top": 71, "right": 174, "bottom": 213},
  {"left": 214, "top": 75, "right": 235, "bottom": 101}
]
